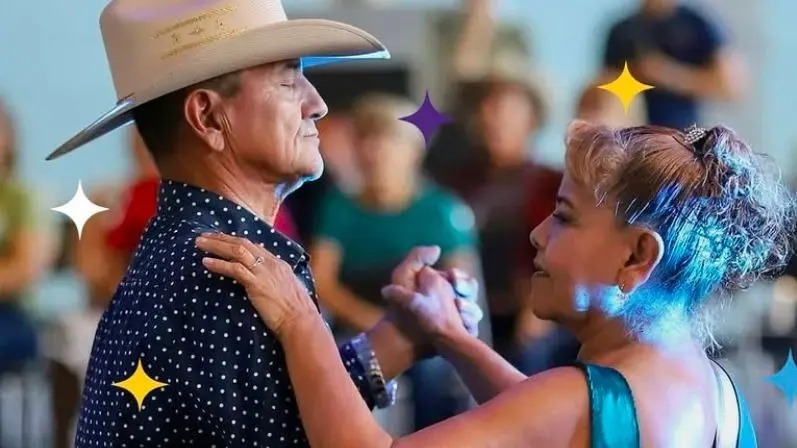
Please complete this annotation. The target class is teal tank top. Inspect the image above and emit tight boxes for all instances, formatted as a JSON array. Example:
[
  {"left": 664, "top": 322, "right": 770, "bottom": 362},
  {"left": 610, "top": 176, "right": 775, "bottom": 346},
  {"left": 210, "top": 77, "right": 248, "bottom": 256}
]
[{"left": 574, "top": 361, "right": 758, "bottom": 448}]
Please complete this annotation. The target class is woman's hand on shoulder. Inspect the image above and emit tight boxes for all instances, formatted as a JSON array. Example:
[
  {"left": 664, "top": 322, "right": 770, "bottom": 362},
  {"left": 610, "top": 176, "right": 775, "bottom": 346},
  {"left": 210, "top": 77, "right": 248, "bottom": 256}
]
[{"left": 195, "top": 232, "right": 318, "bottom": 338}]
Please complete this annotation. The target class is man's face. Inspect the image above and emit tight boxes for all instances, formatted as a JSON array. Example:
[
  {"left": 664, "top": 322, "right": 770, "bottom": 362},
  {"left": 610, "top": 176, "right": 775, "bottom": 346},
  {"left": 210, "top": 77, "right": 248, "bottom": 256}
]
[{"left": 219, "top": 60, "right": 327, "bottom": 184}]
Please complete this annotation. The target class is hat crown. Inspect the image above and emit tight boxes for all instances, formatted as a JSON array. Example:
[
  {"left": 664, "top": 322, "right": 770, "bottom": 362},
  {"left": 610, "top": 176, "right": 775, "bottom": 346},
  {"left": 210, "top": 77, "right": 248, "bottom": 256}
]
[{"left": 100, "top": 0, "right": 288, "bottom": 100}]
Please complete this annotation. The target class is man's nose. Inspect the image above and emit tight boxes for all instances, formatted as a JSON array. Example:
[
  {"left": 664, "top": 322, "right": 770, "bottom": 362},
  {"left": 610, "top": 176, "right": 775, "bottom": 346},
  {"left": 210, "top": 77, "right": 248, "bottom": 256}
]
[{"left": 302, "top": 77, "right": 328, "bottom": 120}]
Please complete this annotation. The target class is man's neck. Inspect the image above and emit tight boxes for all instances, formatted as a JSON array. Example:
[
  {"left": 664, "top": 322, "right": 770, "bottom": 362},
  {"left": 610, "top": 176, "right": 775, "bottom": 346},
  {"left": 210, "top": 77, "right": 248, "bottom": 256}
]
[{"left": 160, "top": 156, "right": 284, "bottom": 226}]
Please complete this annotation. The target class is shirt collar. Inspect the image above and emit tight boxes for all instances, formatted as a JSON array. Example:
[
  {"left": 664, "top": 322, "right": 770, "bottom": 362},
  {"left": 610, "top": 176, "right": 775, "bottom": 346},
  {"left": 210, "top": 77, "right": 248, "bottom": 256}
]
[{"left": 157, "top": 179, "right": 308, "bottom": 269}]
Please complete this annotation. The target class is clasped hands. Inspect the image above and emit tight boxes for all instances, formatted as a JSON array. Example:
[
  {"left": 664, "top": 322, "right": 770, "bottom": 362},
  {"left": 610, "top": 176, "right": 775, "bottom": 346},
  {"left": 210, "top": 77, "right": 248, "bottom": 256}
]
[{"left": 195, "top": 232, "right": 483, "bottom": 355}]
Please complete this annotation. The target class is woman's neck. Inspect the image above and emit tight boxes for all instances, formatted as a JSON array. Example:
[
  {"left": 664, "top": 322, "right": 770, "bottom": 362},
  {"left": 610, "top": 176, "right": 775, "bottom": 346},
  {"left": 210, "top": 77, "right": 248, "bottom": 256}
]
[{"left": 573, "top": 313, "right": 696, "bottom": 363}]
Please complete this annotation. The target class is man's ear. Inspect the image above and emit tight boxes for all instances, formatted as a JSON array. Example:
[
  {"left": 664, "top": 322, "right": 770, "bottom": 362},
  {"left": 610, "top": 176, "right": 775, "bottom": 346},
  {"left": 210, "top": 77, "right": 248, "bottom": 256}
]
[
  {"left": 184, "top": 88, "right": 227, "bottom": 152},
  {"left": 619, "top": 227, "right": 664, "bottom": 294}
]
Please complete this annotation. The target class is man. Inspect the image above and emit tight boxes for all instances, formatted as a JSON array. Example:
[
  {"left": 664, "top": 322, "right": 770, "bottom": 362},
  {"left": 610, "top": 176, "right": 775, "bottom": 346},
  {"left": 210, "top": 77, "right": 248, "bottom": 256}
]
[
  {"left": 47, "top": 1, "right": 479, "bottom": 446},
  {"left": 600, "top": 0, "right": 745, "bottom": 129}
]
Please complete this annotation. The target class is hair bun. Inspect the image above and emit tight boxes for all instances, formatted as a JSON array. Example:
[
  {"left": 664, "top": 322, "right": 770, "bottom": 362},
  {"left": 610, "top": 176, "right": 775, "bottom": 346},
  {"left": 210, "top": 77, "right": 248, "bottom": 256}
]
[{"left": 698, "top": 125, "right": 797, "bottom": 290}]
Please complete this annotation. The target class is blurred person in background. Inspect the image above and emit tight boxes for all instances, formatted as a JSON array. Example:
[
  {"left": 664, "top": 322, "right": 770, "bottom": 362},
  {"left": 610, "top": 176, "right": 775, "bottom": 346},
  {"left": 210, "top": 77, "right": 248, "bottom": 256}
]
[
  {"left": 600, "top": 0, "right": 746, "bottom": 129},
  {"left": 310, "top": 93, "right": 483, "bottom": 429},
  {"left": 0, "top": 100, "right": 50, "bottom": 375},
  {"left": 441, "top": 66, "right": 566, "bottom": 374},
  {"left": 426, "top": 0, "right": 531, "bottom": 177}
]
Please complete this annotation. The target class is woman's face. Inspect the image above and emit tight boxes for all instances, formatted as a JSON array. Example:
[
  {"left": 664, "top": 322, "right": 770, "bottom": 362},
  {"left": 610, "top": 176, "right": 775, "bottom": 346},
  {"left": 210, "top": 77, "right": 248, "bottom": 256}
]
[{"left": 529, "top": 172, "right": 633, "bottom": 323}]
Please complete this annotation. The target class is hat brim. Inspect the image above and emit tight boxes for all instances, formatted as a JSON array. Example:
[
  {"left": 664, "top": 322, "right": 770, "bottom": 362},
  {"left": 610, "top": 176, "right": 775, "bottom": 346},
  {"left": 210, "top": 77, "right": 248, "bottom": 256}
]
[{"left": 46, "top": 18, "right": 390, "bottom": 161}]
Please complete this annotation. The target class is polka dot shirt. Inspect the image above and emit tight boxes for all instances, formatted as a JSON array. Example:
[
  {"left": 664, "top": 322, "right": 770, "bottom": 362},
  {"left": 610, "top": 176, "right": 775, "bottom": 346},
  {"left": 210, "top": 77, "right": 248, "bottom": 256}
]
[{"left": 75, "top": 180, "right": 376, "bottom": 447}]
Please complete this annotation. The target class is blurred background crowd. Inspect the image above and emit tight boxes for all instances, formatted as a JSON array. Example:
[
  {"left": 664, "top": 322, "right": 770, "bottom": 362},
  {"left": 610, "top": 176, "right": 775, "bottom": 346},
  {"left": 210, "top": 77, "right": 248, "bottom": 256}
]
[{"left": 1, "top": 0, "right": 797, "bottom": 446}]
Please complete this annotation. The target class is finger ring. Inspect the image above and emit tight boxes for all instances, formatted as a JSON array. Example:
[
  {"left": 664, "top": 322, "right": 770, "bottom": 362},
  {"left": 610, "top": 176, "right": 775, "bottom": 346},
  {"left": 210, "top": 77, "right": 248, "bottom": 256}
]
[{"left": 249, "top": 256, "right": 264, "bottom": 270}]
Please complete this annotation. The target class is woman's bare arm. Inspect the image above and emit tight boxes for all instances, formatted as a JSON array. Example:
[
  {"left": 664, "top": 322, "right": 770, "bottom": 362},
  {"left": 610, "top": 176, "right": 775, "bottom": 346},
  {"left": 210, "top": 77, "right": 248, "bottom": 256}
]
[
  {"left": 437, "top": 330, "right": 527, "bottom": 404},
  {"left": 279, "top": 312, "right": 589, "bottom": 448}
]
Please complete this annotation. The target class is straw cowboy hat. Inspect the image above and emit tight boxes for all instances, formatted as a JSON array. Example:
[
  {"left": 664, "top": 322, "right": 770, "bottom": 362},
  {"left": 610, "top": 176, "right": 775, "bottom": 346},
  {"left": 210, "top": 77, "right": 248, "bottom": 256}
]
[{"left": 46, "top": 0, "right": 390, "bottom": 161}]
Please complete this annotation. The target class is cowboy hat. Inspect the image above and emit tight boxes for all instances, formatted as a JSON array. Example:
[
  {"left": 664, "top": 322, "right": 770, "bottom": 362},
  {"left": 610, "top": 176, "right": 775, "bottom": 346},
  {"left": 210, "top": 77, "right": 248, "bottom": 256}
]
[{"left": 46, "top": 0, "right": 390, "bottom": 161}]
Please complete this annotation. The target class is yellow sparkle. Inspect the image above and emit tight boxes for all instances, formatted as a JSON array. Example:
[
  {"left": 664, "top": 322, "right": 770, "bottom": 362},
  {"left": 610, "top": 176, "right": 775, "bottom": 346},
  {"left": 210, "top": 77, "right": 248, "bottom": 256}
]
[
  {"left": 112, "top": 359, "right": 168, "bottom": 411},
  {"left": 598, "top": 61, "right": 654, "bottom": 114}
]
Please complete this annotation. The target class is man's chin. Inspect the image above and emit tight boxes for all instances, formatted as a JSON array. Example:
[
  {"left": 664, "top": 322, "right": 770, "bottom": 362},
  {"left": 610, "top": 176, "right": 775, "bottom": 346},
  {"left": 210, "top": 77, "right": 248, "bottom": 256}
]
[{"left": 279, "top": 163, "right": 324, "bottom": 197}]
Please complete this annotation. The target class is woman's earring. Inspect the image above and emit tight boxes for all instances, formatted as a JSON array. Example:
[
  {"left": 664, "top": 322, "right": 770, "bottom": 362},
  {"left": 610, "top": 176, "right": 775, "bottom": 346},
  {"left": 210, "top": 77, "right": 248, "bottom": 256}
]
[{"left": 618, "top": 282, "right": 628, "bottom": 301}]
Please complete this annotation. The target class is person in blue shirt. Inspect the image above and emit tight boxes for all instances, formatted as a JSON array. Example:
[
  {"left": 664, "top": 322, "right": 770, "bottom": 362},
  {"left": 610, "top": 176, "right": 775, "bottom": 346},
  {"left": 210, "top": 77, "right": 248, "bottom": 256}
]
[{"left": 600, "top": 0, "right": 746, "bottom": 129}]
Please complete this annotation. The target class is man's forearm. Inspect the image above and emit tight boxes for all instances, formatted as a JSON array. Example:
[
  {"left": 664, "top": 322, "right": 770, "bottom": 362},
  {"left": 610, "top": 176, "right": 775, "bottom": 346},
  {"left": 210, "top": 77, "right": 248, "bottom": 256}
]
[
  {"left": 436, "top": 332, "right": 526, "bottom": 404},
  {"left": 366, "top": 317, "right": 418, "bottom": 381},
  {"left": 336, "top": 317, "right": 416, "bottom": 411}
]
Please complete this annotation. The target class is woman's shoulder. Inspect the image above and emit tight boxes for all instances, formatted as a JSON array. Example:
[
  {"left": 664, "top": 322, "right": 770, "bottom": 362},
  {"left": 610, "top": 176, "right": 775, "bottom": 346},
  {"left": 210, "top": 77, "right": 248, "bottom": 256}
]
[
  {"left": 518, "top": 365, "right": 591, "bottom": 409},
  {"left": 495, "top": 367, "right": 592, "bottom": 444}
]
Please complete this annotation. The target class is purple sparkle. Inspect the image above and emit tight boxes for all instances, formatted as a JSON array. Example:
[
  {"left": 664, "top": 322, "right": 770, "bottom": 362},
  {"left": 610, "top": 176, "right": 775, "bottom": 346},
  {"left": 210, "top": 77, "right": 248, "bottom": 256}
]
[{"left": 399, "top": 91, "right": 452, "bottom": 146}]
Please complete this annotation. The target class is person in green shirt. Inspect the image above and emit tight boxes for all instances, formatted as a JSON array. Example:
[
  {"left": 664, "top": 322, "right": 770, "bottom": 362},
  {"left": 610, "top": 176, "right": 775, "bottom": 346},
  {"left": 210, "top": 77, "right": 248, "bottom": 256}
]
[
  {"left": 310, "top": 93, "right": 485, "bottom": 430},
  {"left": 0, "top": 99, "right": 47, "bottom": 373}
]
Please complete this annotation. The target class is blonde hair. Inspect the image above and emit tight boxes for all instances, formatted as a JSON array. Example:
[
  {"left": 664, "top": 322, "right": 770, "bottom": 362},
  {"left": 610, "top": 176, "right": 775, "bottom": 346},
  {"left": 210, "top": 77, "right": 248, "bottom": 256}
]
[
  {"left": 350, "top": 93, "right": 424, "bottom": 148},
  {"left": 564, "top": 120, "right": 796, "bottom": 346}
]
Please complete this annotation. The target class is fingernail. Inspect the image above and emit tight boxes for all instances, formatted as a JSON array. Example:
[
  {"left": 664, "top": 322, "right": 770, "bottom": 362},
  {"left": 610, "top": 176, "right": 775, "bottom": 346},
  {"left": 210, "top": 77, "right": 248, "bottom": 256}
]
[
  {"left": 202, "top": 257, "right": 214, "bottom": 265},
  {"left": 196, "top": 237, "right": 206, "bottom": 244}
]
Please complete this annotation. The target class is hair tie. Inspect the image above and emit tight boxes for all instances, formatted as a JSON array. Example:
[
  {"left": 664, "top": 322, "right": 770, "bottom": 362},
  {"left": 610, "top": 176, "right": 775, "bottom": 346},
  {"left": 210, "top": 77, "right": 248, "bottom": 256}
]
[{"left": 683, "top": 124, "right": 710, "bottom": 155}]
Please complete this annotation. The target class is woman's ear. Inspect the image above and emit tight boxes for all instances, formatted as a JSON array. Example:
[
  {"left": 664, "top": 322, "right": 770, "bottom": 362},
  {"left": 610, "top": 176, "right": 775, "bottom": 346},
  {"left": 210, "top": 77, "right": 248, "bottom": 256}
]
[{"left": 619, "top": 227, "right": 664, "bottom": 294}]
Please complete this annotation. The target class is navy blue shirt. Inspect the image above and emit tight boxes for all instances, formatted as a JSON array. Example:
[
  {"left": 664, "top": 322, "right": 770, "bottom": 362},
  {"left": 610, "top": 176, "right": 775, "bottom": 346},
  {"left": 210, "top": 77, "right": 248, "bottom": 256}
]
[
  {"left": 75, "top": 180, "right": 376, "bottom": 447},
  {"left": 603, "top": 5, "right": 727, "bottom": 129}
]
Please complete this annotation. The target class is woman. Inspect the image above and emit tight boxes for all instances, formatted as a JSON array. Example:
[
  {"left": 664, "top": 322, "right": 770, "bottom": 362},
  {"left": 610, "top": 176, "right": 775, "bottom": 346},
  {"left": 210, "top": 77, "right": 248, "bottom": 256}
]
[
  {"left": 0, "top": 100, "right": 47, "bottom": 374},
  {"left": 195, "top": 120, "right": 791, "bottom": 446}
]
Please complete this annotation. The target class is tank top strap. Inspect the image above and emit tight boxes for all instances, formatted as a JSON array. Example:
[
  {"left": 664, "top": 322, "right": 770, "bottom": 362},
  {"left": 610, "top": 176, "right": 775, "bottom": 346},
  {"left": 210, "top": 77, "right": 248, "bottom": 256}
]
[{"left": 573, "top": 361, "right": 641, "bottom": 448}]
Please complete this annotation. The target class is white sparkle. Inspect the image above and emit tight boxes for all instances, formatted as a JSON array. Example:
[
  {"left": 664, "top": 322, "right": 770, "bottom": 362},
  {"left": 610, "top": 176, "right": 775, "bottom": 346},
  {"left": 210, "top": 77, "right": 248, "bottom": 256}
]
[{"left": 51, "top": 180, "right": 109, "bottom": 239}]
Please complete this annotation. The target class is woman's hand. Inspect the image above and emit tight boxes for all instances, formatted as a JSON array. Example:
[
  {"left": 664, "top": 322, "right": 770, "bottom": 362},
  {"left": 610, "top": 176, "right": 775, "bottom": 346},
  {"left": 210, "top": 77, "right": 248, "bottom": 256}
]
[
  {"left": 195, "top": 232, "right": 317, "bottom": 339},
  {"left": 381, "top": 266, "right": 481, "bottom": 348}
]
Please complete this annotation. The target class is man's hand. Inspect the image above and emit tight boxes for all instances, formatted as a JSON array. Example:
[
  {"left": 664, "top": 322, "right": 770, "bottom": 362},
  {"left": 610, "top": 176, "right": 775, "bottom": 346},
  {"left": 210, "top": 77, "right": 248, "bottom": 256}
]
[
  {"left": 362, "top": 246, "right": 483, "bottom": 380},
  {"left": 390, "top": 245, "right": 442, "bottom": 289}
]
